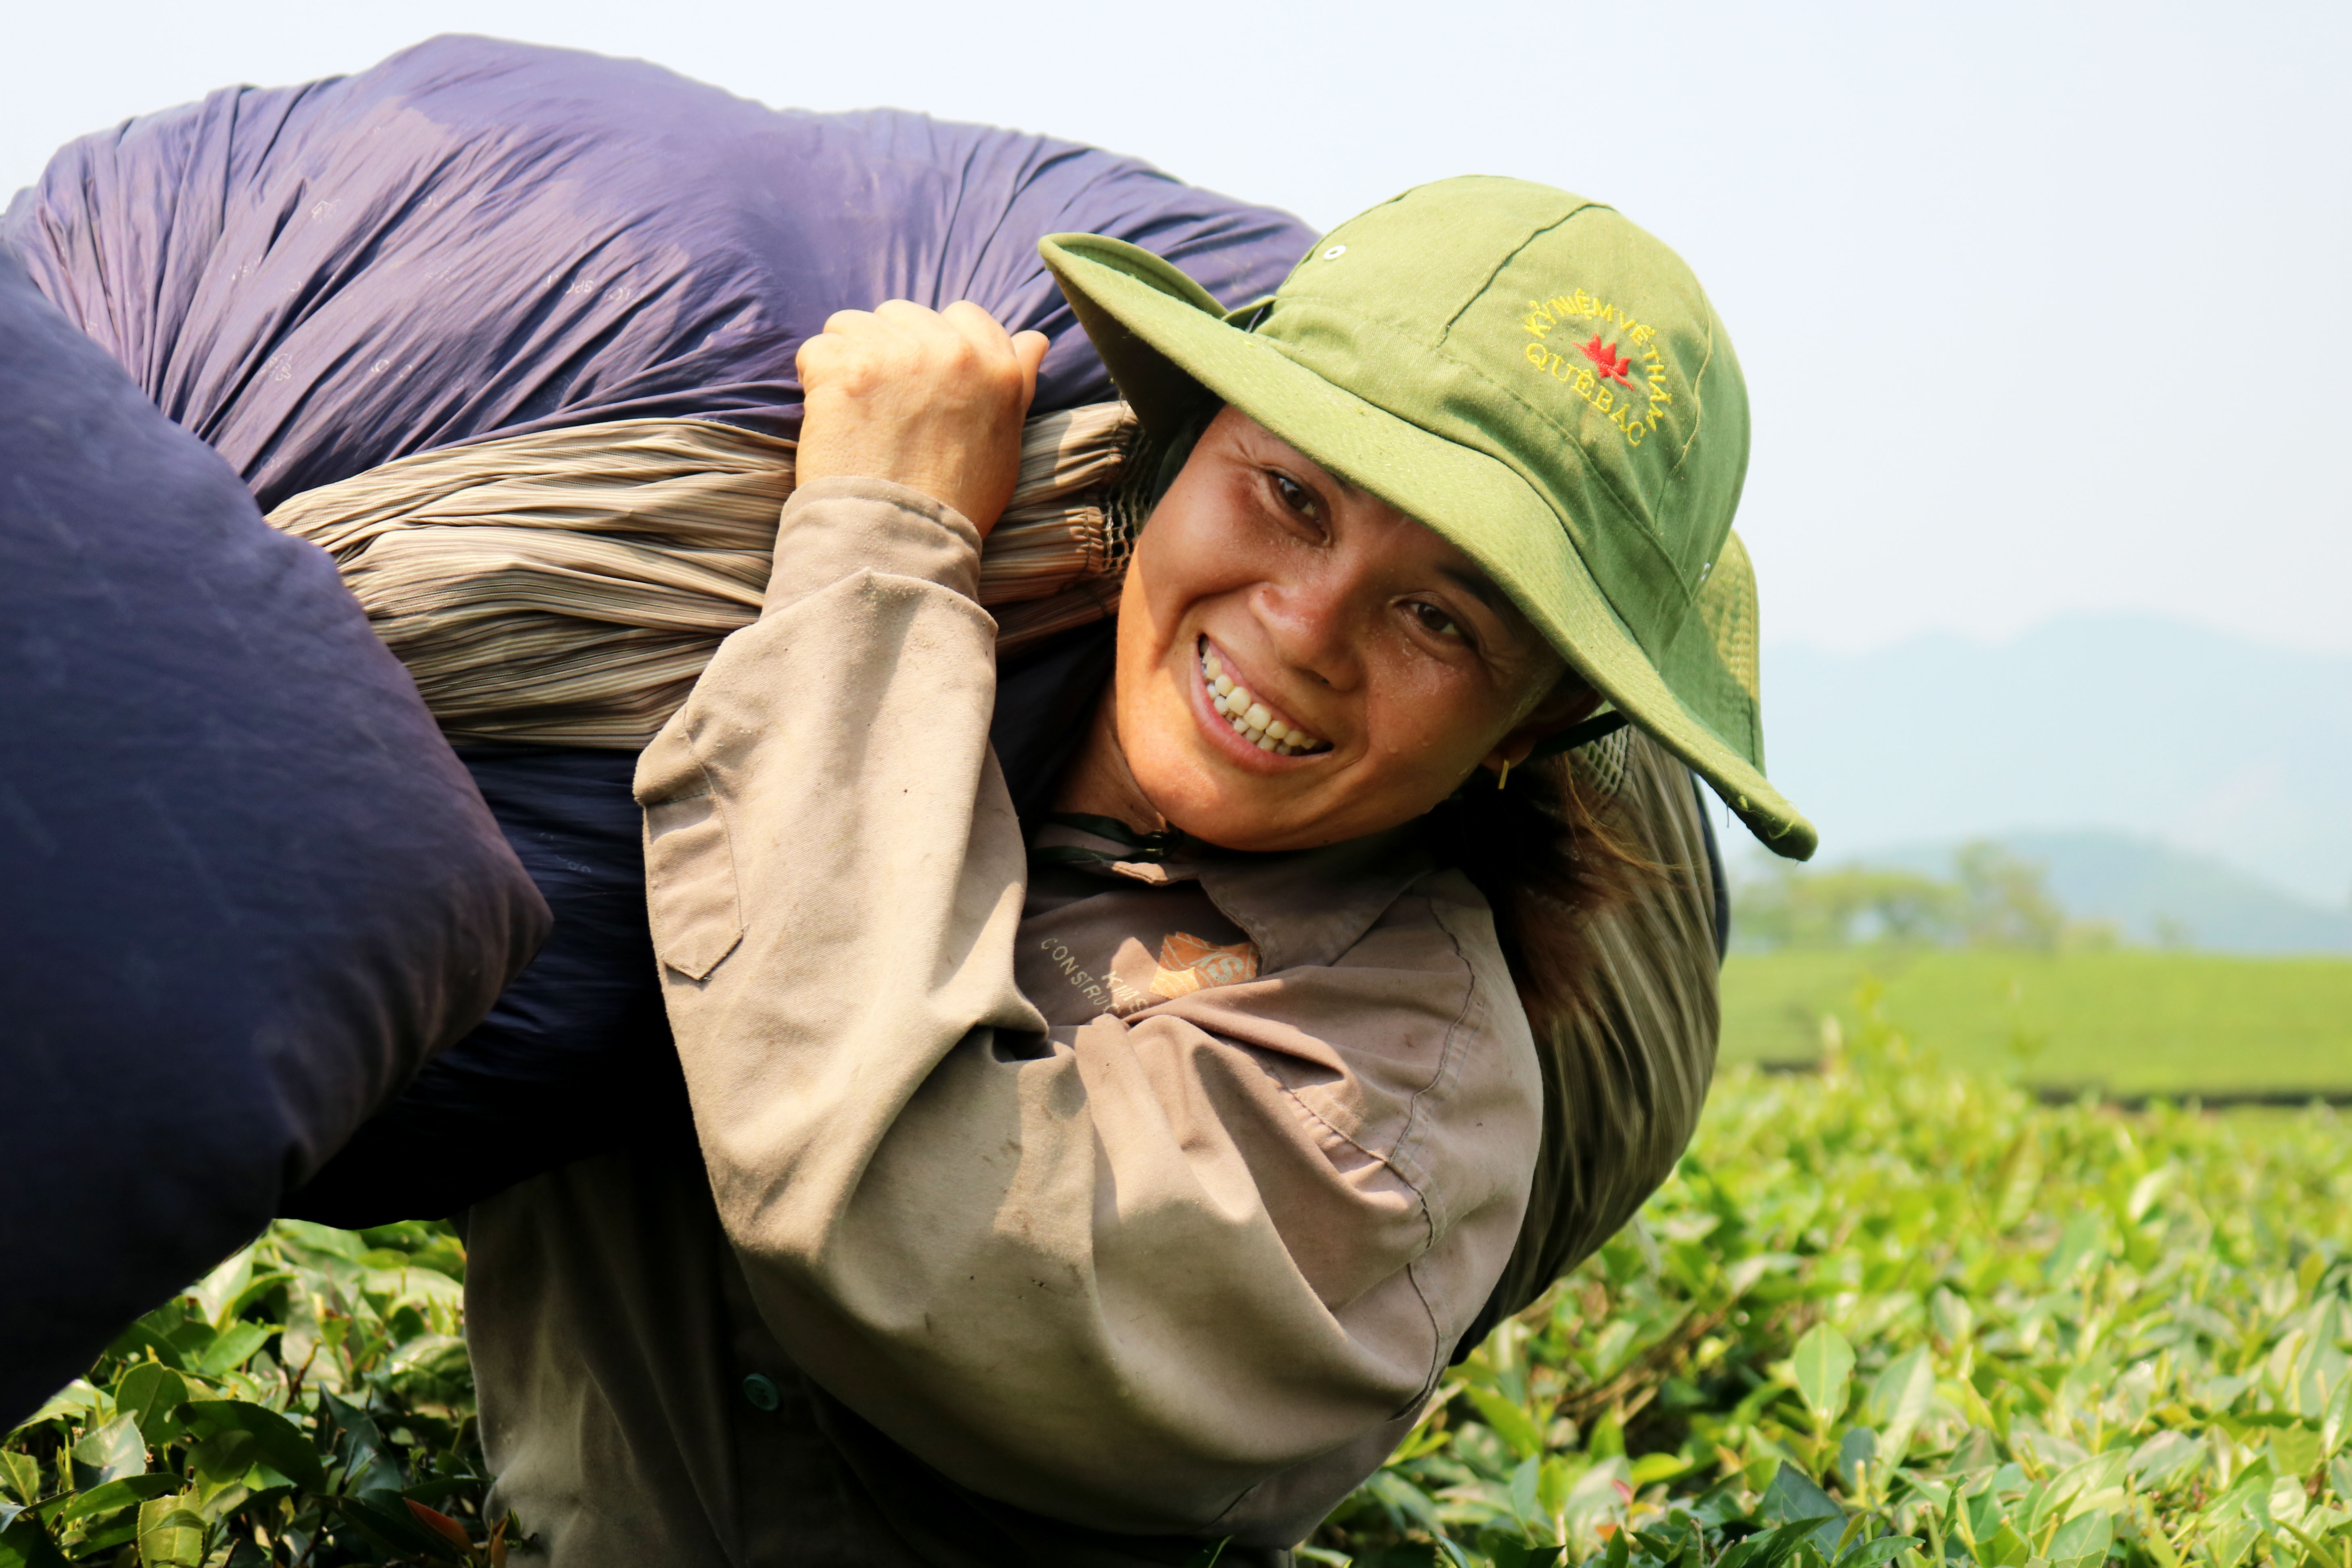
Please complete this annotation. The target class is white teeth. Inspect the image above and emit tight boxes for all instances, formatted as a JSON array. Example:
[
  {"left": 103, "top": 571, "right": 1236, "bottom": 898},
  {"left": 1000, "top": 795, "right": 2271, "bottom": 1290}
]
[{"left": 1200, "top": 642, "right": 1327, "bottom": 756}]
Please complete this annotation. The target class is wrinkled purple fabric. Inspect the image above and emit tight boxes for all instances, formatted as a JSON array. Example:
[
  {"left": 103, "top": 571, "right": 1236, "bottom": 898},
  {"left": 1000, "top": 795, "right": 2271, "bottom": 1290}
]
[
  {"left": 1, "top": 37, "right": 1315, "bottom": 1236},
  {"left": 1, "top": 33, "right": 1314, "bottom": 506},
  {"left": 0, "top": 245, "right": 550, "bottom": 1428}
]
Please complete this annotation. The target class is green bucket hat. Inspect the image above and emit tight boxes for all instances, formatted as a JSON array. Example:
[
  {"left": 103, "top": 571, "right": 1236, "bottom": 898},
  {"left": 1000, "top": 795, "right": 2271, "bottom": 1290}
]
[{"left": 1039, "top": 176, "right": 1815, "bottom": 859}]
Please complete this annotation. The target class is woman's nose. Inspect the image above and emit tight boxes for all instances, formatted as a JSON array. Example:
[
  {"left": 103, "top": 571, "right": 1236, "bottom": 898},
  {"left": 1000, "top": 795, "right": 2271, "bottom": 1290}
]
[{"left": 1253, "top": 560, "right": 1369, "bottom": 691}]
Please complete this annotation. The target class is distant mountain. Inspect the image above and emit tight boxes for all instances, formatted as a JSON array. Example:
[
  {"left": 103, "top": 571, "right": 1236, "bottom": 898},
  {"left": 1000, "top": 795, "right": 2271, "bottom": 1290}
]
[
  {"left": 1758, "top": 615, "right": 2352, "bottom": 908},
  {"left": 1832, "top": 831, "right": 2352, "bottom": 955}
]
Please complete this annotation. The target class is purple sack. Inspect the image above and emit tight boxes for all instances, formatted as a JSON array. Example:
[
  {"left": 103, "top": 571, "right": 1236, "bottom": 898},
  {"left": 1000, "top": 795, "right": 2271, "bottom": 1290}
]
[
  {"left": 2, "top": 33, "right": 1312, "bottom": 501},
  {"left": 3, "top": 36, "right": 1316, "bottom": 1231},
  {"left": 0, "top": 245, "right": 549, "bottom": 1426}
]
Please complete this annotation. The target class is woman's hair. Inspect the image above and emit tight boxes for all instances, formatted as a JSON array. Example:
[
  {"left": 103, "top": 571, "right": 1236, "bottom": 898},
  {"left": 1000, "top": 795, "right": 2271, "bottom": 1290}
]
[{"left": 1419, "top": 745, "right": 1655, "bottom": 1040}]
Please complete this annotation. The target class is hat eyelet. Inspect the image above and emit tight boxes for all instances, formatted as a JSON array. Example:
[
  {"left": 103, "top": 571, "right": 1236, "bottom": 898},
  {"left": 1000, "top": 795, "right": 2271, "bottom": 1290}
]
[{"left": 1322, "top": 244, "right": 1347, "bottom": 260}]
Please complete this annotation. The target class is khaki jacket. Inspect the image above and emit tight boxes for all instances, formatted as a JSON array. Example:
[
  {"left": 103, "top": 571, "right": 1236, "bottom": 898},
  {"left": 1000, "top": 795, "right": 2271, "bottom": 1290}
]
[{"left": 466, "top": 479, "right": 1718, "bottom": 1564}]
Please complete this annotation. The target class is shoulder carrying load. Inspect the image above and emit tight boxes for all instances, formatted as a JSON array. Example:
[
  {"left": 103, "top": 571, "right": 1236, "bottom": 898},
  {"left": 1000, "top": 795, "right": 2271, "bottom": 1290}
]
[
  {"left": 2, "top": 34, "right": 1318, "bottom": 1225},
  {"left": 265, "top": 404, "right": 1151, "bottom": 748},
  {"left": 5, "top": 35, "right": 1724, "bottom": 1413}
]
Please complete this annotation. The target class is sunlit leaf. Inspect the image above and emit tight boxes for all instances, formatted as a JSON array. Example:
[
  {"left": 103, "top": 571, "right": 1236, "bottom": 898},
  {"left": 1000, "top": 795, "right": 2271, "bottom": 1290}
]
[
  {"left": 2274, "top": 1424, "right": 2327, "bottom": 1479},
  {"left": 1834, "top": 1535, "right": 1921, "bottom": 1568},
  {"left": 188, "top": 1321, "right": 271, "bottom": 1377},
  {"left": 111, "top": 1364, "right": 190, "bottom": 1449},
  {"left": 133, "top": 1495, "right": 207, "bottom": 1568},
  {"left": 1791, "top": 1326, "right": 1855, "bottom": 1430},
  {"left": 0, "top": 1455, "right": 41, "bottom": 1509},
  {"left": 53, "top": 1474, "right": 176, "bottom": 1525},
  {"left": 16, "top": 1383, "right": 99, "bottom": 1431},
  {"left": 2046, "top": 1508, "right": 2112, "bottom": 1564},
  {"left": 68, "top": 1415, "right": 146, "bottom": 1491}
]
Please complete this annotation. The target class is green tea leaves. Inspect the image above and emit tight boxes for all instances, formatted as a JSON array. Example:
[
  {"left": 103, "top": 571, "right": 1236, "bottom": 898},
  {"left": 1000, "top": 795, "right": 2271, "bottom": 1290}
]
[{"left": 1793, "top": 1325, "right": 1856, "bottom": 1432}]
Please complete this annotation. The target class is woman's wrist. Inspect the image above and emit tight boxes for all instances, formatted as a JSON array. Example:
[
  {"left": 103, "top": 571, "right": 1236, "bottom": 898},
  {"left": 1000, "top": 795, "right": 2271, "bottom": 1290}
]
[{"left": 761, "top": 476, "right": 985, "bottom": 618}]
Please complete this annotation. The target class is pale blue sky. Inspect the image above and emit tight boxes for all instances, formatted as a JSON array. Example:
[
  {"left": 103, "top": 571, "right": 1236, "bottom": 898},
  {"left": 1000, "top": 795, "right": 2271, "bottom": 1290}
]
[{"left": 9, "top": 0, "right": 2348, "bottom": 654}]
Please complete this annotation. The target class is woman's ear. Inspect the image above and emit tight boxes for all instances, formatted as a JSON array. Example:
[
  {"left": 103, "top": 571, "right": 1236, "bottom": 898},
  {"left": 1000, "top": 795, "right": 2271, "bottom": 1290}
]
[{"left": 1481, "top": 675, "right": 1603, "bottom": 775}]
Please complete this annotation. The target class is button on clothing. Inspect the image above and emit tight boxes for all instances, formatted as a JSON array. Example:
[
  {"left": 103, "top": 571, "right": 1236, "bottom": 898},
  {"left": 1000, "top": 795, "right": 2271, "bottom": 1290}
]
[{"left": 464, "top": 477, "right": 1718, "bottom": 1564}]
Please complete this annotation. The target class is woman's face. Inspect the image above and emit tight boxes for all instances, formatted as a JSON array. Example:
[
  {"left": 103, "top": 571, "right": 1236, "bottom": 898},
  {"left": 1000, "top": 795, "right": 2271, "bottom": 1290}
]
[{"left": 1113, "top": 406, "right": 1591, "bottom": 852}]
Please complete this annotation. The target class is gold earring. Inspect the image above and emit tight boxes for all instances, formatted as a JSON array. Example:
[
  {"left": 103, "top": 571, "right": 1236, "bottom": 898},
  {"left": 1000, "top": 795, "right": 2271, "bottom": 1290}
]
[{"left": 1496, "top": 758, "right": 1512, "bottom": 790}]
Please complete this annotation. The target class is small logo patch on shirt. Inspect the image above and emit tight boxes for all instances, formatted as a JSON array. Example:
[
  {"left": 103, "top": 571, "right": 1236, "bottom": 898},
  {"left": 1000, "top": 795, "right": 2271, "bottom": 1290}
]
[{"left": 1148, "top": 933, "right": 1260, "bottom": 999}]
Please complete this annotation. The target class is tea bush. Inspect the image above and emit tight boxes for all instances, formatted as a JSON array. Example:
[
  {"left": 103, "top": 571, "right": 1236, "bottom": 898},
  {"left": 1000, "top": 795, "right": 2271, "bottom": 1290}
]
[
  {"left": 0, "top": 1222, "right": 499, "bottom": 1566},
  {"left": 1310, "top": 1002, "right": 2352, "bottom": 1567},
  {"left": 6, "top": 995, "right": 2349, "bottom": 1568}
]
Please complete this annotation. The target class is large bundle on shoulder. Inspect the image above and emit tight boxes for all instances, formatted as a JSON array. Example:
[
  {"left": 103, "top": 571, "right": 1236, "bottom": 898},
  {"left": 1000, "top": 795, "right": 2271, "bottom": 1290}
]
[
  {"left": 6, "top": 36, "right": 1723, "bottom": 1349},
  {"left": 4, "top": 33, "right": 1316, "bottom": 1217},
  {"left": 266, "top": 402, "right": 1149, "bottom": 747}
]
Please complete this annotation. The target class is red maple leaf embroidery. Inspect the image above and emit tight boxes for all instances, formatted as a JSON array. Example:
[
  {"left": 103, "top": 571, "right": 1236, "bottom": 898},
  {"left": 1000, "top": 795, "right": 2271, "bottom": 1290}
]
[{"left": 1583, "top": 334, "right": 1634, "bottom": 385}]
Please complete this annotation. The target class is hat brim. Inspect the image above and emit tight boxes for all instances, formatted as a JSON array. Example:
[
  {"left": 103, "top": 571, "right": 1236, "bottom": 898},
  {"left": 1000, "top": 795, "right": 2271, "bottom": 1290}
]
[{"left": 1042, "top": 232, "right": 1816, "bottom": 860}]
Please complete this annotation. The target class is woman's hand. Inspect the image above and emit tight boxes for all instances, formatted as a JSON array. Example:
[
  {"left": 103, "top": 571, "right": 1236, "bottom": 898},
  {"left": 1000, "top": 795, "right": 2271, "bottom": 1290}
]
[{"left": 793, "top": 300, "right": 1050, "bottom": 536}]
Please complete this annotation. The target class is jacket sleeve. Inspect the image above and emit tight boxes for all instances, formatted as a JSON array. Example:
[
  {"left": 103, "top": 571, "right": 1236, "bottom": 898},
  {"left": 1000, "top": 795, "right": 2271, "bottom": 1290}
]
[{"left": 634, "top": 478, "right": 1540, "bottom": 1540}]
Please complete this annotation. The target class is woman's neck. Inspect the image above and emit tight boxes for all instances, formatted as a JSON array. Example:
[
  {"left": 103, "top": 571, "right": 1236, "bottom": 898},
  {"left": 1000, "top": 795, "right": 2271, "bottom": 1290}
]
[{"left": 1050, "top": 687, "right": 1168, "bottom": 836}]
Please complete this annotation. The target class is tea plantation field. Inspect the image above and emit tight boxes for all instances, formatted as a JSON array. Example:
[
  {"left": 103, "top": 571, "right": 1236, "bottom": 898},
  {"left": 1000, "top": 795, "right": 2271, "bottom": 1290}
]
[
  {"left": 8, "top": 1009, "right": 2352, "bottom": 1567},
  {"left": 1720, "top": 949, "right": 2352, "bottom": 1095}
]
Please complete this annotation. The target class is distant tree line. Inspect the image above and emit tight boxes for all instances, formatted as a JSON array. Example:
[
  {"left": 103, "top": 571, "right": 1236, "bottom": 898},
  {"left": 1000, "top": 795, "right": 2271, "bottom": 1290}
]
[{"left": 1731, "top": 841, "right": 2118, "bottom": 953}]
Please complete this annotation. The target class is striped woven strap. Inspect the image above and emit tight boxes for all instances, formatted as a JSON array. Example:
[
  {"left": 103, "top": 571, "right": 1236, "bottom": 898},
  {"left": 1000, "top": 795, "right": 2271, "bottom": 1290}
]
[{"left": 267, "top": 406, "right": 1142, "bottom": 749}]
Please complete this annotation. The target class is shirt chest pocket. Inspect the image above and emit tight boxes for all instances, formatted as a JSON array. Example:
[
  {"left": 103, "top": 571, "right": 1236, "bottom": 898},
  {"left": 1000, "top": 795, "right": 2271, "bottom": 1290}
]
[{"left": 642, "top": 785, "right": 745, "bottom": 981}]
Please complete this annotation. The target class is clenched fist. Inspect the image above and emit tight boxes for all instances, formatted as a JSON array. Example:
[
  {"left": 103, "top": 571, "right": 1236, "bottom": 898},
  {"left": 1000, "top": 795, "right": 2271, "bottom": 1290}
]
[{"left": 793, "top": 300, "right": 1050, "bottom": 536}]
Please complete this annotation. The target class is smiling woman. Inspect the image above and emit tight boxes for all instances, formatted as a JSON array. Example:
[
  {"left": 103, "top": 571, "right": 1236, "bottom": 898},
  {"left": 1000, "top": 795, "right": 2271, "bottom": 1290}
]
[
  {"left": 2, "top": 33, "right": 1807, "bottom": 1559},
  {"left": 1082, "top": 408, "right": 1595, "bottom": 852},
  {"left": 454, "top": 180, "right": 1813, "bottom": 1567}
]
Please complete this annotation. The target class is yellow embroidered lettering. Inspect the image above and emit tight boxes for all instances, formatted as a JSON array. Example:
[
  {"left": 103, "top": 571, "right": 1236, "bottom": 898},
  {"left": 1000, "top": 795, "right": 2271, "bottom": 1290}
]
[{"left": 1514, "top": 288, "right": 1675, "bottom": 450}]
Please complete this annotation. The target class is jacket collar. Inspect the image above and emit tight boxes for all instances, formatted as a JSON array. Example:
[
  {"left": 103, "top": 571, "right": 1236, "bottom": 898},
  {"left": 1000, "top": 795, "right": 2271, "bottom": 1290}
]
[{"left": 1028, "top": 816, "right": 1438, "bottom": 975}]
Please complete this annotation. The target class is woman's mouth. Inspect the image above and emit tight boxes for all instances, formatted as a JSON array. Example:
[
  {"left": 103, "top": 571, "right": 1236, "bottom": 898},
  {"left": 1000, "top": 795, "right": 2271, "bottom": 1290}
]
[{"left": 1198, "top": 640, "right": 1331, "bottom": 758}]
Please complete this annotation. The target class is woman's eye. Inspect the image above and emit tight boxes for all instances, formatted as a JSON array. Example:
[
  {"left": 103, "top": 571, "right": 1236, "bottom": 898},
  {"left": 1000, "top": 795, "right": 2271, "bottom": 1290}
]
[
  {"left": 1269, "top": 471, "right": 1314, "bottom": 517},
  {"left": 1411, "top": 602, "right": 1464, "bottom": 641}
]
